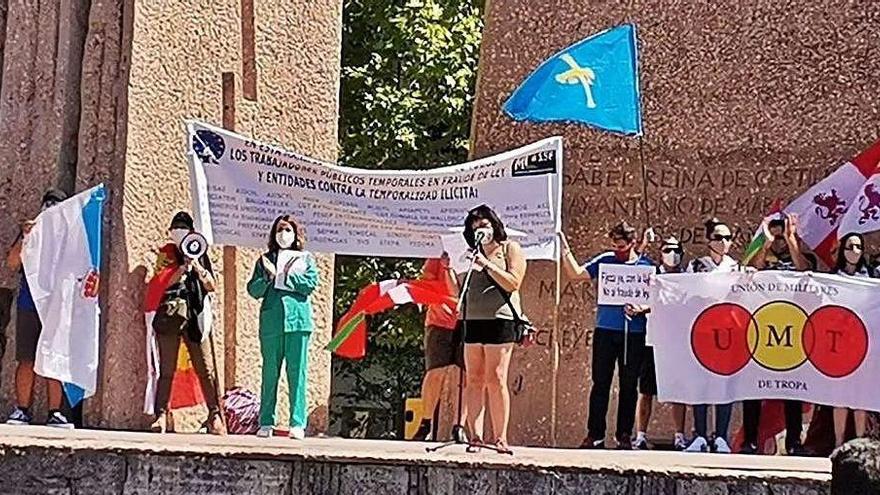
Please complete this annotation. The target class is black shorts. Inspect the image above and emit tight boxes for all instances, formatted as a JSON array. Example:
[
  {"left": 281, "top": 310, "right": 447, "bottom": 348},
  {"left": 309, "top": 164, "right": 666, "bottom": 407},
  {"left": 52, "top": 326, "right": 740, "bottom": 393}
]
[
  {"left": 639, "top": 347, "right": 658, "bottom": 396},
  {"left": 461, "top": 319, "right": 518, "bottom": 345},
  {"left": 15, "top": 309, "right": 42, "bottom": 362},
  {"left": 424, "top": 325, "right": 464, "bottom": 370}
]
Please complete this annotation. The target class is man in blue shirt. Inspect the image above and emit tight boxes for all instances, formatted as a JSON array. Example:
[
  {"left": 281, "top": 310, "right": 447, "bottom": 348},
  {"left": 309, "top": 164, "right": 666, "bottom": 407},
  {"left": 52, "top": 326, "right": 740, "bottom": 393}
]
[
  {"left": 559, "top": 221, "right": 654, "bottom": 449},
  {"left": 4, "top": 188, "right": 72, "bottom": 428}
]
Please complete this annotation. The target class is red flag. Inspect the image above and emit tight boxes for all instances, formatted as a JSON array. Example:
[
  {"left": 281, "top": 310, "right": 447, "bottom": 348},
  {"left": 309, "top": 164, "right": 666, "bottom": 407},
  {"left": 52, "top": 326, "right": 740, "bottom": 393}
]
[
  {"left": 143, "top": 244, "right": 206, "bottom": 413},
  {"left": 327, "top": 280, "right": 457, "bottom": 359},
  {"left": 783, "top": 140, "right": 880, "bottom": 267}
]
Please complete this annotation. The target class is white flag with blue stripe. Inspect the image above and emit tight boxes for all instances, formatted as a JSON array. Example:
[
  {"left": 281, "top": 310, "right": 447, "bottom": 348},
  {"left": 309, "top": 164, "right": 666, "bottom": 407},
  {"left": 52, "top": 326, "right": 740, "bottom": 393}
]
[{"left": 23, "top": 184, "right": 106, "bottom": 406}]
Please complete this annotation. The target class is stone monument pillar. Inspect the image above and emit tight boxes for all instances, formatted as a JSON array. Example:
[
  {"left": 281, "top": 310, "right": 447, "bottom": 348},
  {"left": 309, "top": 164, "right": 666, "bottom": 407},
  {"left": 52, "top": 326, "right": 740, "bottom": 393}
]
[
  {"left": 469, "top": 0, "right": 880, "bottom": 446},
  {"left": 0, "top": 0, "right": 342, "bottom": 430}
]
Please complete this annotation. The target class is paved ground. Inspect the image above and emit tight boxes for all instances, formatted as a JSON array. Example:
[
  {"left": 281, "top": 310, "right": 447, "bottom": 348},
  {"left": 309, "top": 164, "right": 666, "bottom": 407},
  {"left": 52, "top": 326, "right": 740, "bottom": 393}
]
[{"left": 0, "top": 425, "right": 830, "bottom": 483}]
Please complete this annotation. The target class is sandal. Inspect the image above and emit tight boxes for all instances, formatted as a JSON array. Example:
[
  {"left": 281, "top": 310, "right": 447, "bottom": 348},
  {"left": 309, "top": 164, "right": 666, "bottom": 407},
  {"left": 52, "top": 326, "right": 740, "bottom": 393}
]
[
  {"left": 466, "top": 437, "right": 484, "bottom": 453},
  {"left": 149, "top": 414, "right": 166, "bottom": 433},
  {"left": 494, "top": 439, "right": 513, "bottom": 455},
  {"left": 205, "top": 410, "right": 228, "bottom": 436}
]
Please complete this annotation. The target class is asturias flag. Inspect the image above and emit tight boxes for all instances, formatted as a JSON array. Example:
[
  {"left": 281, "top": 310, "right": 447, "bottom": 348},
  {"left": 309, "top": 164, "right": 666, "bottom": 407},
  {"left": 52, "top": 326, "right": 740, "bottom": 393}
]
[
  {"left": 23, "top": 184, "right": 106, "bottom": 406},
  {"left": 503, "top": 24, "right": 642, "bottom": 135}
]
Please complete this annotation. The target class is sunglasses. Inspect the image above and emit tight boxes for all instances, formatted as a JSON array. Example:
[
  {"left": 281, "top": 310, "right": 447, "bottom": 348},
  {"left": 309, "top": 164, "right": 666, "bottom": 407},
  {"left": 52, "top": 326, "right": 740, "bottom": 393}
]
[
  {"left": 661, "top": 248, "right": 682, "bottom": 254},
  {"left": 845, "top": 245, "right": 863, "bottom": 251},
  {"left": 711, "top": 235, "right": 732, "bottom": 242}
]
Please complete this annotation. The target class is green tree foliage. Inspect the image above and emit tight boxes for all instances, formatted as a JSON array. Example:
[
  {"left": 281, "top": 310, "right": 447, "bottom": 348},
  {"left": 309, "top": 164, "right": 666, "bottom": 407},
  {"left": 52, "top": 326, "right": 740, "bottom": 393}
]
[{"left": 331, "top": 0, "right": 483, "bottom": 438}]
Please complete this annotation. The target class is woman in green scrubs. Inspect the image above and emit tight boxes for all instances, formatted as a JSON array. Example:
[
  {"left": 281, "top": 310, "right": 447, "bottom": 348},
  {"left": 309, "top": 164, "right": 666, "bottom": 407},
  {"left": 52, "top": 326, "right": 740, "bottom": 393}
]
[{"left": 247, "top": 214, "right": 319, "bottom": 440}]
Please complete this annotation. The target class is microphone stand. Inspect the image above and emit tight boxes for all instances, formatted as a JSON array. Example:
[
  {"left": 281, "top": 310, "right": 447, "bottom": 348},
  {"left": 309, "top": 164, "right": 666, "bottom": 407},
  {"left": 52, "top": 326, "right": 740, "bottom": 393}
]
[{"left": 428, "top": 239, "right": 509, "bottom": 454}]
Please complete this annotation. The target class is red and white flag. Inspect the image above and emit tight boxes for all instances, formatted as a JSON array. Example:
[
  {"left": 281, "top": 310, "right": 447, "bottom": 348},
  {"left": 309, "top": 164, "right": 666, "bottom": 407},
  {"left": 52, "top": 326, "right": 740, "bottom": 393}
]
[
  {"left": 783, "top": 140, "right": 880, "bottom": 266},
  {"left": 837, "top": 162, "right": 880, "bottom": 238},
  {"left": 327, "top": 279, "right": 457, "bottom": 360}
]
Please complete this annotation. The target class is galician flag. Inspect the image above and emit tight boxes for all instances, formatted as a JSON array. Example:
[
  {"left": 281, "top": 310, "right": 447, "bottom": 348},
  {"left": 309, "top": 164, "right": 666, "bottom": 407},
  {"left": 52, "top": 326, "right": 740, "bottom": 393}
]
[
  {"left": 328, "top": 280, "right": 457, "bottom": 359},
  {"left": 23, "top": 184, "right": 106, "bottom": 406},
  {"left": 782, "top": 140, "right": 880, "bottom": 266},
  {"left": 503, "top": 24, "right": 642, "bottom": 135}
]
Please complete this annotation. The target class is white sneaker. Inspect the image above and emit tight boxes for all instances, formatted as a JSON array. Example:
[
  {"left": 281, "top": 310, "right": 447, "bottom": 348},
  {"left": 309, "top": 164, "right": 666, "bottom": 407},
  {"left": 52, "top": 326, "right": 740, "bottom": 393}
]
[
  {"left": 713, "top": 436, "right": 731, "bottom": 454},
  {"left": 684, "top": 436, "right": 709, "bottom": 453},
  {"left": 46, "top": 411, "right": 74, "bottom": 429},
  {"left": 673, "top": 434, "right": 688, "bottom": 451},
  {"left": 6, "top": 406, "right": 32, "bottom": 425},
  {"left": 256, "top": 426, "right": 273, "bottom": 438},
  {"left": 290, "top": 427, "right": 306, "bottom": 440}
]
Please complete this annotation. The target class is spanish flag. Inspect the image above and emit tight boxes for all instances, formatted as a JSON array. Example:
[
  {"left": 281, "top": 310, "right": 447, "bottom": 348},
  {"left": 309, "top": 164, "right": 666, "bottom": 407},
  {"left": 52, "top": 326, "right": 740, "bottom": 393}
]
[{"left": 142, "top": 244, "right": 209, "bottom": 414}]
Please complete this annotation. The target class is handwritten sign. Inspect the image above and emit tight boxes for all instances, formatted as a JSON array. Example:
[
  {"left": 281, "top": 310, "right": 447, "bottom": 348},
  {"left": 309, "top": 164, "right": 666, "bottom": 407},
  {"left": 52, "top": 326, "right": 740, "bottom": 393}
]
[{"left": 597, "top": 264, "right": 654, "bottom": 306}]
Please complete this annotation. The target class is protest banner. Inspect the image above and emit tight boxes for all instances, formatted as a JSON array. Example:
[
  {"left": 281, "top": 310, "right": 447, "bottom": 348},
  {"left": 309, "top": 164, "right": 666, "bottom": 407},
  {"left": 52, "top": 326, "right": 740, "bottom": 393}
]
[
  {"left": 649, "top": 270, "right": 880, "bottom": 411},
  {"left": 186, "top": 121, "right": 563, "bottom": 259},
  {"left": 597, "top": 264, "right": 653, "bottom": 306}
]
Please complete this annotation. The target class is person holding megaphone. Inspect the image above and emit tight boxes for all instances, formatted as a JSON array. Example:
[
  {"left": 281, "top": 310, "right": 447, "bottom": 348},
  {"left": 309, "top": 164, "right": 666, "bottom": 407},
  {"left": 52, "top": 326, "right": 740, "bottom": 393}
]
[{"left": 149, "top": 211, "right": 225, "bottom": 435}]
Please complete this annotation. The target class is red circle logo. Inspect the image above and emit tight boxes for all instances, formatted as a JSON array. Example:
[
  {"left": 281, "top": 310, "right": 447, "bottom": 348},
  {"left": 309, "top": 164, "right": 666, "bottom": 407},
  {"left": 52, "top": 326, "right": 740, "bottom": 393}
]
[
  {"left": 803, "top": 305, "right": 869, "bottom": 378},
  {"left": 691, "top": 303, "right": 754, "bottom": 376},
  {"left": 691, "top": 302, "right": 868, "bottom": 378}
]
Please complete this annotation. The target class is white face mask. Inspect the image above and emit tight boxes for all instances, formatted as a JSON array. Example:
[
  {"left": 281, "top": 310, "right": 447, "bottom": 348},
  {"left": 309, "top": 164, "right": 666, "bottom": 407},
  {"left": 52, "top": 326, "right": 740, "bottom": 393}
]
[
  {"left": 844, "top": 248, "right": 862, "bottom": 266},
  {"left": 276, "top": 230, "right": 296, "bottom": 249},
  {"left": 169, "top": 228, "right": 189, "bottom": 245},
  {"left": 662, "top": 252, "right": 681, "bottom": 267},
  {"left": 474, "top": 227, "right": 493, "bottom": 245}
]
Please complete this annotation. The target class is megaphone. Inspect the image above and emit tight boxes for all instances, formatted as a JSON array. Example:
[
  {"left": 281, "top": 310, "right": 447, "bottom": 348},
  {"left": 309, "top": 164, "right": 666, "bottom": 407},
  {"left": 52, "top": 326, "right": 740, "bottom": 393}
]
[{"left": 180, "top": 231, "right": 208, "bottom": 259}]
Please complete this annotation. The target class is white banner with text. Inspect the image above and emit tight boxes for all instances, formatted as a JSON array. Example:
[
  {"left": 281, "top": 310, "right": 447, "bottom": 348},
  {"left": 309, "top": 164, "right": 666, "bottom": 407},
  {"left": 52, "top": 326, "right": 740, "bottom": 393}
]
[
  {"left": 650, "top": 271, "right": 880, "bottom": 411},
  {"left": 186, "top": 121, "right": 562, "bottom": 258}
]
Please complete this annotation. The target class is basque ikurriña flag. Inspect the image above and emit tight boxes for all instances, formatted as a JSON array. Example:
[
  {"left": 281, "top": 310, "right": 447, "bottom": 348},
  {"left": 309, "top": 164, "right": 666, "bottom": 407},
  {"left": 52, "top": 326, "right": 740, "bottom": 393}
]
[
  {"left": 503, "top": 24, "right": 642, "bottom": 135},
  {"left": 23, "top": 184, "right": 106, "bottom": 406}
]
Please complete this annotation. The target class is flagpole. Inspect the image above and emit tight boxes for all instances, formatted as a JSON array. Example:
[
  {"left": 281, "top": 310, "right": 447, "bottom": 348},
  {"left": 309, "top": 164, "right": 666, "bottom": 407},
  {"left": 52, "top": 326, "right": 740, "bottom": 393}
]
[
  {"left": 552, "top": 251, "right": 561, "bottom": 446},
  {"left": 638, "top": 136, "right": 652, "bottom": 227}
]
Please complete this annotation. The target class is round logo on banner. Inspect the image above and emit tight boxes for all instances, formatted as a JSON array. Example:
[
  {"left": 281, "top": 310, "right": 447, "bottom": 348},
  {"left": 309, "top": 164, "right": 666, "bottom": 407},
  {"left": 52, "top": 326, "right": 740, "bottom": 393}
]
[{"left": 691, "top": 301, "right": 868, "bottom": 377}]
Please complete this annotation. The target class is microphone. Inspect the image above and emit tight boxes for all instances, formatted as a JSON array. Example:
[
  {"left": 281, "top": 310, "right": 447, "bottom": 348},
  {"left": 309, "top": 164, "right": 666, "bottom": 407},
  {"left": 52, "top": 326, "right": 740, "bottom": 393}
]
[{"left": 473, "top": 227, "right": 492, "bottom": 246}]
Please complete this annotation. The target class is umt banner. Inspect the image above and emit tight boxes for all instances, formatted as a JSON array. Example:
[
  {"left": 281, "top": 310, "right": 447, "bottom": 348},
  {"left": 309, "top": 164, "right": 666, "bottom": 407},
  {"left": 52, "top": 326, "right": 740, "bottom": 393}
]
[{"left": 650, "top": 271, "right": 880, "bottom": 411}]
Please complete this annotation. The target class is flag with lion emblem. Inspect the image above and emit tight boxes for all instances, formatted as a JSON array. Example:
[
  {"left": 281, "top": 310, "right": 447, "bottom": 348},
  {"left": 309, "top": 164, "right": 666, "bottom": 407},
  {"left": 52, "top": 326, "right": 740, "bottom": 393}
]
[{"left": 782, "top": 140, "right": 880, "bottom": 266}]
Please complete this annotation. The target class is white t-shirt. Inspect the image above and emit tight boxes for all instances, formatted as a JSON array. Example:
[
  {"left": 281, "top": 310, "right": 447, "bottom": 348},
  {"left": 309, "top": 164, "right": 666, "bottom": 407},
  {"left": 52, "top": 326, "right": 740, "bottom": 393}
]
[{"left": 687, "top": 255, "right": 739, "bottom": 273}]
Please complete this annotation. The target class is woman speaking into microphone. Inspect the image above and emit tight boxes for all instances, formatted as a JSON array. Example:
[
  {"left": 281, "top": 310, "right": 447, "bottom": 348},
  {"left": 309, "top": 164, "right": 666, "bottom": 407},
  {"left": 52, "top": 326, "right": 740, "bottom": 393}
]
[{"left": 455, "top": 204, "right": 526, "bottom": 453}]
